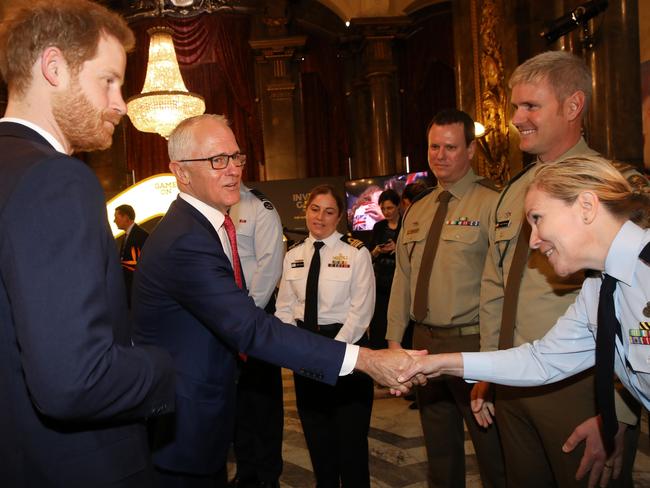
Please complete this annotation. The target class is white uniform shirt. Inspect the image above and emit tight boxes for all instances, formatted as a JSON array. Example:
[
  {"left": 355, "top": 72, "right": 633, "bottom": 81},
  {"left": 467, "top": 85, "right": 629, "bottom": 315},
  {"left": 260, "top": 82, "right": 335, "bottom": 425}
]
[
  {"left": 275, "top": 231, "right": 375, "bottom": 344},
  {"left": 229, "top": 184, "right": 284, "bottom": 308},
  {"left": 463, "top": 221, "right": 650, "bottom": 409}
]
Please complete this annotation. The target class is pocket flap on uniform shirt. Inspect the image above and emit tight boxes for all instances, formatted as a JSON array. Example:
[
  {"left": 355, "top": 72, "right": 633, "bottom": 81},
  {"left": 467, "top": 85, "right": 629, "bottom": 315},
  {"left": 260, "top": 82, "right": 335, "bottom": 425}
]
[
  {"left": 321, "top": 266, "right": 352, "bottom": 281},
  {"left": 627, "top": 342, "right": 650, "bottom": 374},
  {"left": 441, "top": 225, "right": 479, "bottom": 244},
  {"left": 285, "top": 266, "right": 307, "bottom": 281},
  {"left": 401, "top": 225, "right": 427, "bottom": 244}
]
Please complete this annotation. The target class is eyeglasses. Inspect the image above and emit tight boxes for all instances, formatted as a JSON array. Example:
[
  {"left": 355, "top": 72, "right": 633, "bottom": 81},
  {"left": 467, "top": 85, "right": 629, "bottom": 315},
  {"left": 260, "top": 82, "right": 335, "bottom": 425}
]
[{"left": 179, "top": 152, "right": 247, "bottom": 170}]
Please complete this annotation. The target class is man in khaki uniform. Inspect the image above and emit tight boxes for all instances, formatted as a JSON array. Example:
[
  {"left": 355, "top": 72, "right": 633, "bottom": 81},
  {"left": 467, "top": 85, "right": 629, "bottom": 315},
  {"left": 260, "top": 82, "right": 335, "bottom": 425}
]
[
  {"left": 475, "top": 51, "right": 645, "bottom": 488},
  {"left": 386, "top": 109, "right": 505, "bottom": 488}
]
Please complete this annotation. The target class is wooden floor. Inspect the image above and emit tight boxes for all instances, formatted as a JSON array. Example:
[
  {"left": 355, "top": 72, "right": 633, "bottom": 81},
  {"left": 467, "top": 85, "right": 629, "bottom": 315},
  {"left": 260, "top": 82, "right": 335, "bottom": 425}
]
[{"left": 228, "top": 370, "right": 650, "bottom": 488}]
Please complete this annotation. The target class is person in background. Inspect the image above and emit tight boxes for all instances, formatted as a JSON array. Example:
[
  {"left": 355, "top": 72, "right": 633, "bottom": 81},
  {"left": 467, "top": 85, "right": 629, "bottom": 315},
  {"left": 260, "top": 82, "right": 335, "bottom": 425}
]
[
  {"left": 275, "top": 184, "right": 376, "bottom": 488},
  {"left": 386, "top": 109, "right": 505, "bottom": 488},
  {"left": 0, "top": 1, "right": 175, "bottom": 485},
  {"left": 400, "top": 180, "right": 428, "bottom": 214},
  {"left": 228, "top": 184, "right": 285, "bottom": 488},
  {"left": 114, "top": 203, "right": 149, "bottom": 306},
  {"left": 368, "top": 189, "right": 402, "bottom": 350},
  {"left": 401, "top": 156, "right": 650, "bottom": 487},
  {"left": 474, "top": 50, "right": 645, "bottom": 488}
]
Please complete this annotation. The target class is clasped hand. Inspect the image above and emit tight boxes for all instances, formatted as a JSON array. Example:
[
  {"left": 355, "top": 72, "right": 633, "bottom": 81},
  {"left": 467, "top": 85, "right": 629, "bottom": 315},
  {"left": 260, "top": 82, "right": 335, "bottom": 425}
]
[{"left": 356, "top": 348, "right": 429, "bottom": 394}]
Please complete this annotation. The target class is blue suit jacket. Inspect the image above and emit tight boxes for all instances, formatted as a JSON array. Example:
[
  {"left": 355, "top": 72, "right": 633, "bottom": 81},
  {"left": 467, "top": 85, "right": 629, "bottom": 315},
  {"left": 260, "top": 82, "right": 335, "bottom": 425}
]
[
  {"left": 133, "top": 197, "right": 346, "bottom": 475},
  {"left": 0, "top": 122, "right": 175, "bottom": 487}
]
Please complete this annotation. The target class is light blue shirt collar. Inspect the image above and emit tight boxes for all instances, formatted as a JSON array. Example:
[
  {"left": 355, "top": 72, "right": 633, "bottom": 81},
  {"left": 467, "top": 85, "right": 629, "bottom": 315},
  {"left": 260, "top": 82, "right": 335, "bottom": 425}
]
[{"left": 605, "top": 220, "right": 646, "bottom": 287}]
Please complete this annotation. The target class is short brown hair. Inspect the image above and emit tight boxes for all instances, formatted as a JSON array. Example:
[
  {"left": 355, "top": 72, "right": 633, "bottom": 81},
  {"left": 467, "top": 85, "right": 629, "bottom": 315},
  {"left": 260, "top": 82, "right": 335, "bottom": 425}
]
[
  {"left": 509, "top": 51, "right": 592, "bottom": 109},
  {"left": 115, "top": 204, "right": 135, "bottom": 221},
  {"left": 0, "top": 0, "right": 134, "bottom": 96},
  {"left": 530, "top": 155, "right": 650, "bottom": 228}
]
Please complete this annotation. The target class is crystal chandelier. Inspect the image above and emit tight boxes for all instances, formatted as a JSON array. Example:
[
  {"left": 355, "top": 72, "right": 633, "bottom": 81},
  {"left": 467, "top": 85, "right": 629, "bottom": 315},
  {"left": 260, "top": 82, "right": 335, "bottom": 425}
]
[{"left": 127, "top": 27, "right": 205, "bottom": 139}]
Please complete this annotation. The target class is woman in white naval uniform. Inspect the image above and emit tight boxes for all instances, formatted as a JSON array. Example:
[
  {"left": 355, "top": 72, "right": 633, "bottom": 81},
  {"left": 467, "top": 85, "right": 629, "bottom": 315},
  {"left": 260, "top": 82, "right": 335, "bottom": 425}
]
[
  {"left": 275, "top": 184, "right": 375, "bottom": 488},
  {"left": 400, "top": 156, "right": 650, "bottom": 484}
]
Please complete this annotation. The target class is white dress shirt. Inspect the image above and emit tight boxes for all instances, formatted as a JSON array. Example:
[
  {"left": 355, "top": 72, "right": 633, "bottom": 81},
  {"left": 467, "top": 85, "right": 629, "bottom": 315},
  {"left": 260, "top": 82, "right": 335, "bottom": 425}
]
[
  {"left": 275, "top": 231, "right": 375, "bottom": 345},
  {"left": 463, "top": 221, "right": 650, "bottom": 409}
]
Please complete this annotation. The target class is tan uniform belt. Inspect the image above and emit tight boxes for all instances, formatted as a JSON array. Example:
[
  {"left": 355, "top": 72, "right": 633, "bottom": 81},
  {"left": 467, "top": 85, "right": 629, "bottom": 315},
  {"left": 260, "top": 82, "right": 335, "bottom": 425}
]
[{"left": 414, "top": 322, "right": 480, "bottom": 337}]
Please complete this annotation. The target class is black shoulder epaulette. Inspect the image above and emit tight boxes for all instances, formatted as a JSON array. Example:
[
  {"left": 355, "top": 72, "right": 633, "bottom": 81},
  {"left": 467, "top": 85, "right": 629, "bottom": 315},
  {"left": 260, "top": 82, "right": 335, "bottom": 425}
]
[
  {"left": 640, "top": 242, "right": 650, "bottom": 264},
  {"left": 341, "top": 233, "right": 365, "bottom": 249},
  {"left": 249, "top": 187, "right": 275, "bottom": 210},
  {"left": 288, "top": 238, "right": 306, "bottom": 251},
  {"left": 477, "top": 177, "right": 500, "bottom": 192}
]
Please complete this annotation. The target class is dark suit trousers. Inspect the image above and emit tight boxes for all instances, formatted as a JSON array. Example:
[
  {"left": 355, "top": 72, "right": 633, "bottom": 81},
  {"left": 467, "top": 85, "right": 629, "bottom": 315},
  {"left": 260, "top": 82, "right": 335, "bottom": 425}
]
[
  {"left": 413, "top": 325, "right": 506, "bottom": 488},
  {"left": 154, "top": 466, "right": 227, "bottom": 488},
  {"left": 233, "top": 355, "right": 284, "bottom": 482},
  {"left": 495, "top": 371, "right": 638, "bottom": 488},
  {"left": 293, "top": 323, "right": 373, "bottom": 488}
]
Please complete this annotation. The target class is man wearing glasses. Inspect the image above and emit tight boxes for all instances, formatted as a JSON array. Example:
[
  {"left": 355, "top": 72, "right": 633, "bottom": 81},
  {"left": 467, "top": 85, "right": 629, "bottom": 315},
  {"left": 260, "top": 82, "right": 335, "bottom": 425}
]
[{"left": 132, "top": 114, "right": 425, "bottom": 487}]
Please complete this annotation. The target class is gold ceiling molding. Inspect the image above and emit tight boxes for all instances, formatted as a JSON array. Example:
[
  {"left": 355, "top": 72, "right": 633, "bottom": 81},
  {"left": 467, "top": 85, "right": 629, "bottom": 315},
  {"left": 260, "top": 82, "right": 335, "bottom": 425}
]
[{"left": 470, "top": 0, "right": 510, "bottom": 186}]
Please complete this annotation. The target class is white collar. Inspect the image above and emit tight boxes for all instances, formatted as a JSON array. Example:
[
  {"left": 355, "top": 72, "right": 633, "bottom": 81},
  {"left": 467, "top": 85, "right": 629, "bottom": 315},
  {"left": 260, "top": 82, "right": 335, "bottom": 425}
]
[
  {"left": 604, "top": 221, "right": 648, "bottom": 287},
  {"left": 0, "top": 117, "right": 67, "bottom": 154},
  {"left": 179, "top": 192, "right": 226, "bottom": 235},
  {"left": 307, "top": 231, "right": 342, "bottom": 249}
]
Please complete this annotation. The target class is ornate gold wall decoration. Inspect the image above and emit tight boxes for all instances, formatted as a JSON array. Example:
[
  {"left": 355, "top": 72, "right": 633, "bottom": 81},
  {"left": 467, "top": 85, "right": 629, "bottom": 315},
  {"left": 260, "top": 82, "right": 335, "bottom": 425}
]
[{"left": 470, "top": 0, "right": 510, "bottom": 186}]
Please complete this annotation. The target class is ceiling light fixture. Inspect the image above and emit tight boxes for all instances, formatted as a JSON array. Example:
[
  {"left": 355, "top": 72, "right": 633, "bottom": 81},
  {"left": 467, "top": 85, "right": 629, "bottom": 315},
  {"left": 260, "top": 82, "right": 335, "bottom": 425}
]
[{"left": 127, "top": 27, "right": 205, "bottom": 139}]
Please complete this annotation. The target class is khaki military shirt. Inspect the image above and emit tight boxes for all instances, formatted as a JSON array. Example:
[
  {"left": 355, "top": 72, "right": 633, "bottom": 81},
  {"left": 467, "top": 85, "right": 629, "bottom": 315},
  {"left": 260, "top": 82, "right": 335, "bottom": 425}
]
[
  {"left": 479, "top": 137, "right": 648, "bottom": 423},
  {"left": 386, "top": 169, "right": 498, "bottom": 342},
  {"left": 480, "top": 137, "right": 650, "bottom": 352}
]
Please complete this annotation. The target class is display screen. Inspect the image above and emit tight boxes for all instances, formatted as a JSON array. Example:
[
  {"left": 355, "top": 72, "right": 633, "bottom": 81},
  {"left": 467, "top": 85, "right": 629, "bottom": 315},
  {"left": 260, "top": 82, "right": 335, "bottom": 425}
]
[{"left": 344, "top": 171, "right": 433, "bottom": 232}]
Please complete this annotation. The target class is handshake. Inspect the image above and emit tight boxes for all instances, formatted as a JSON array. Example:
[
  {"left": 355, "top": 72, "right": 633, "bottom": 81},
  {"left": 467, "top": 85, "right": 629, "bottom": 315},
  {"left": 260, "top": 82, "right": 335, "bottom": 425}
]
[{"left": 353, "top": 349, "right": 464, "bottom": 394}]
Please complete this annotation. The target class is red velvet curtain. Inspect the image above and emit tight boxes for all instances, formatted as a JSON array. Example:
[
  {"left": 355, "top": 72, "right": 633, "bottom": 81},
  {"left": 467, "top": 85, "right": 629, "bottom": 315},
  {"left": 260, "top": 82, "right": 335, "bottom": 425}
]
[{"left": 123, "top": 13, "right": 262, "bottom": 181}]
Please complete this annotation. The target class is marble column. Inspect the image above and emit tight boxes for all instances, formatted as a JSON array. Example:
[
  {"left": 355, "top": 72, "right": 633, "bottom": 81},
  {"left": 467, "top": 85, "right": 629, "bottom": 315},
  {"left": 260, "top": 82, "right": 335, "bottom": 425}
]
[
  {"left": 348, "top": 17, "right": 409, "bottom": 178},
  {"left": 250, "top": 18, "right": 307, "bottom": 181}
]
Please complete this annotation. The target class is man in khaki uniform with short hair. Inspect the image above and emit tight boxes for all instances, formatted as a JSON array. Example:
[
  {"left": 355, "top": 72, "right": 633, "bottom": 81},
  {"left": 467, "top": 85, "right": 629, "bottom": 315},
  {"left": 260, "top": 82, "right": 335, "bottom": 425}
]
[
  {"left": 386, "top": 109, "right": 505, "bottom": 488},
  {"left": 475, "top": 50, "right": 646, "bottom": 488}
]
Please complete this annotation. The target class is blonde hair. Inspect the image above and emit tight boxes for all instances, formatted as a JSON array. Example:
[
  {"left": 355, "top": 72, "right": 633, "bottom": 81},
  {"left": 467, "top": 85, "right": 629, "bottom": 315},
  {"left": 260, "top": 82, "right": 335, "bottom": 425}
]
[
  {"left": 168, "top": 114, "right": 230, "bottom": 161},
  {"left": 530, "top": 155, "right": 650, "bottom": 228},
  {"left": 0, "top": 0, "right": 133, "bottom": 97},
  {"left": 509, "top": 51, "right": 592, "bottom": 109}
]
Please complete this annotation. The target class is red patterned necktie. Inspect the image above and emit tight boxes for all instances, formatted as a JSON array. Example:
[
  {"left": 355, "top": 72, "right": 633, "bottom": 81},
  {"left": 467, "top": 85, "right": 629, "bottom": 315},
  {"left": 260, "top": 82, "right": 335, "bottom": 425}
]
[
  {"left": 224, "top": 214, "right": 247, "bottom": 361},
  {"left": 222, "top": 214, "right": 243, "bottom": 289}
]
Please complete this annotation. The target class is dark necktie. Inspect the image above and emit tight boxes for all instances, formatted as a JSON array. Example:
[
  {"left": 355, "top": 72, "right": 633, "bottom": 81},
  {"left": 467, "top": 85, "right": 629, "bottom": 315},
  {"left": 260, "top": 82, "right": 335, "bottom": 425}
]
[
  {"left": 303, "top": 241, "right": 325, "bottom": 331},
  {"left": 120, "top": 232, "right": 129, "bottom": 259},
  {"left": 222, "top": 214, "right": 243, "bottom": 289},
  {"left": 413, "top": 190, "right": 452, "bottom": 323},
  {"left": 595, "top": 273, "right": 620, "bottom": 454},
  {"left": 499, "top": 219, "right": 532, "bottom": 349}
]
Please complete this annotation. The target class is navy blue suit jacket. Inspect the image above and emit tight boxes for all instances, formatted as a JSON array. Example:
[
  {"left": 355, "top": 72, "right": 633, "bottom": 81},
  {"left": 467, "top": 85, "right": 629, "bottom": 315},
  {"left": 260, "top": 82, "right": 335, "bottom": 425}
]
[
  {"left": 0, "top": 122, "right": 175, "bottom": 487},
  {"left": 133, "top": 197, "right": 346, "bottom": 475}
]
